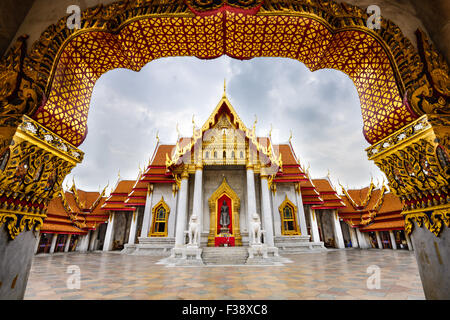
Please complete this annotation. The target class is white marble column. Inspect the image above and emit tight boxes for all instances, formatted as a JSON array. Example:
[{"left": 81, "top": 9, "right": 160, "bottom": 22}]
[
  {"left": 331, "top": 211, "right": 345, "bottom": 249},
  {"left": 260, "top": 174, "right": 274, "bottom": 247},
  {"left": 405, "top": 232, "right": 413, "bottom": 251},
  {"left": 64, "top": 234, "right": 72, "bottom": 252},
  {"left": 175, "top": 170, "right": 189, "bottom": 247},
  {"left": 82, "top": 231, "right": 91, "bottom": 252},
  {"left": 356, "top": 228, "right": 369, "bottom": 249},
  {"left": 308, "top": 207, "right": 321, "bottom": 242},
  {"left": 127, "top": 210, "right": 140, "bottom": 244},
  {"left": 389, "top": 230, "right": 397, "bottom": 250},
  {"left": 295, "top": 188, "right": 308, "bottom": 236},
  {"left": 192, "top": 166, "right": 203, "bottom": 232},
  {"left": 246, "top": 166, "right": 257, "bottom": 233},
  {"left": 375, "top": 231, "right": 383, "bottom": 249},
  {"left": 34, "top": 233, "right": 41, "bottom": 254},
  {"left": 103, "top": 214, "right": 115, "bottom": 251},
  {"left": 89, "top": 228, "right": 99, "bottom": 251},
  {"left": 141, "top": 185, "right": 154, "bottom": 238},
  {"left": 49, "top": 234, "right": 57, "bottom": 253},
  {"left": 349, "top": 226, "right": 359, "bottom": 248}
]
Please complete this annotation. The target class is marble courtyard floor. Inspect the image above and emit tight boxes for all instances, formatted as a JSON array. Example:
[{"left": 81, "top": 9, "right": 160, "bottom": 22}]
[{"left": 24, "top": 249, "right": 425, "bottom": 300}]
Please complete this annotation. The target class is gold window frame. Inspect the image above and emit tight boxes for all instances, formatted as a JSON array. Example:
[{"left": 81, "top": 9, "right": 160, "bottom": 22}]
[
  {"left": 149, "top": 197, "right": 170, "bottom": 237},
  {"left": 279, "top": 195, "right": 301, "bottom": 236}
]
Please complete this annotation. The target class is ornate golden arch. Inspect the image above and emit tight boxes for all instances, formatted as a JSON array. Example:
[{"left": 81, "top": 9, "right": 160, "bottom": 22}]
[
  {"left": 278, "top": 195, "right": 300, "bottom": 236},
  {"left": 149, "top": 196, "right": 170, "bottom": 237},
  {"left": 1, "top": 0, "right": 447, "bottom": 149},
  {"left": 207, "top": 177, "right": 242, "bottom": 246},
  {"left": 0, "top": 0, "right": 448, "bottom": 241}
]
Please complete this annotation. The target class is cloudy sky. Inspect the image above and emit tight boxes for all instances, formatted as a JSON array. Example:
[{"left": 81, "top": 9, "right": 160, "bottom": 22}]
[{"left": 63, "top": 56, "right": 386, "bottom": 194}]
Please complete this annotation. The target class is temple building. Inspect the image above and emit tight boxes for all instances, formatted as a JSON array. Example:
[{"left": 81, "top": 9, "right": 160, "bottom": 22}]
[
  {"left": 338, "top": 182, "right": 413, "bottom": 250},
  {"left": 35, "top": 92, "right": 412, "bottom": 260},
  {"left": 35, "top": 183, "right": 110, "bottom": 254},
  {"left": 94, "top": 91, "right": 411, "bottom": 261}
]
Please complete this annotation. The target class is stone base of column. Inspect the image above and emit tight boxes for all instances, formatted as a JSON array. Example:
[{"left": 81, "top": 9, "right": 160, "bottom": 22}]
[
  {"left": 0, "top": 229, "right": 38, "bottom": 299},
  {"left": 410, "top": 222, "right": 450, "bottom": 300}
]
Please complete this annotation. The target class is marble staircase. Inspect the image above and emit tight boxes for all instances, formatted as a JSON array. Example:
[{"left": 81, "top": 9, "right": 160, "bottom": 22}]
[
  {"left": 274, "top": 236, "right": 326, "bottom": 253},
  {"left": 201, "top": 247, "right": 249, "bottom": 265}
]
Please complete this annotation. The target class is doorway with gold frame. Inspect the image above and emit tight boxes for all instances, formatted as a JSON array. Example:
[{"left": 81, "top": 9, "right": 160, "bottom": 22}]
[{"left": 207, "top": 177, "right": 242, "bottom": 246}]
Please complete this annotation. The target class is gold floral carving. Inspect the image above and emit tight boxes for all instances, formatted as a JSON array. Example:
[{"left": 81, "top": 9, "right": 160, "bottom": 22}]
[
  {"left": 404, "top": 207, "right": 450, "bottom": 237},
  {"left": 409, "top": 30, "right": 449, "bottom": 116},
  {"left": 368, "top": 114, "right": 449, "bottom": 237},
  {"left": 0, "top": 36, "right": 41, "bottom": 156},
  {"left": 0, "top": 212, "right": 44, "bottom": 240},
  {"left": 0, "top": 115, "right": 83, "bottom": 239}
]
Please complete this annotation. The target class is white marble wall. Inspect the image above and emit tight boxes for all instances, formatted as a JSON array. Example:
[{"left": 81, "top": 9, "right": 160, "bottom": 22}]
[
  {"left": 197, "top": 167, "right": 249, "bottom": 233},
  {"left": 272, "top": 183, "right": 297, "bottom": 236}
]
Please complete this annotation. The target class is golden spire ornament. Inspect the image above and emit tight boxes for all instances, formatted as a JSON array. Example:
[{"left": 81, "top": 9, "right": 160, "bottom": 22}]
[{"left": 223, "top": 78, "right": 226, "bottom": 97}]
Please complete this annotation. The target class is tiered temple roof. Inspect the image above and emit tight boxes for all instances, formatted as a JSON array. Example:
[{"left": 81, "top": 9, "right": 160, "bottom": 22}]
[
  {"left": 338, "top": 182, "right": 404, "bottom": 232},
  {"left": 41, "top": 184, "right": 109, "bottom": 234},
  {"left": 311, "top": 178, "right": 346, "bottom": 210},
  {"left": 101, "top": 179, "right": 136, "bottom": 212}
]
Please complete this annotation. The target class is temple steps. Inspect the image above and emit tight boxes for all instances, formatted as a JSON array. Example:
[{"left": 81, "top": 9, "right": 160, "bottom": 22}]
[{"left": 201, "top": 247, "right": 249, "bottom": 265}]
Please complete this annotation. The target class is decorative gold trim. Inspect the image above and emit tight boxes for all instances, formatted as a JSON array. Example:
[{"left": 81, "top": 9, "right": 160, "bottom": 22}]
[
  {"left": 278, "top": 195, "right": 301, "bottom": 236},
  {"left": 403, "top": 205, "right": 449, "bottom": 237},
  {"left": 207, "top": 177, "right": 242, "bottom": 246},
  {"left": 0, "top": 211, "right": 44, "bottom": 240}
]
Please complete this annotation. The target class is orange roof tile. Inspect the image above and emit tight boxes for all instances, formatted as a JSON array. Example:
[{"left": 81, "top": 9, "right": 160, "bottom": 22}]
[
  {"left": 40, "top": 223, "right": 87, "bottom": 234},
  {"left": 360, "top": 219, "right": 405, "bottom": 232}
]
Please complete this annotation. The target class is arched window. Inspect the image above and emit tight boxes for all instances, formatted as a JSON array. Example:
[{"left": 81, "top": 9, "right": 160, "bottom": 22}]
[
  {"left": 231, "top": 151, "right": 235, "bottom": 158},
  {"left": 214, "top": 151, "right": 217, "bottom": 159},
  {"left": 205, "top": 151, "right": 209, "bottom": 159},
  {"left": 240, "top": 151, "right": 244, "bottom": 159},
  {"left": 278, "top": 196, "right": 300, "bottom": 235},
  {"left": 150, "top": 197, "right": 170, "bottom": 237}
]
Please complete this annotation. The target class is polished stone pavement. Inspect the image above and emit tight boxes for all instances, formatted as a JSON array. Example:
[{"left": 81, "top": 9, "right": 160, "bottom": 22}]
[{"left": 24, "top": 249, "right": 425, "bottom": 300}]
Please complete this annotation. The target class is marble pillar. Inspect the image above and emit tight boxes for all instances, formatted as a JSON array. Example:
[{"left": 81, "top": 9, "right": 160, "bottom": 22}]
[
  {"left": 103, "top": 214, "right": 115, "bottom": 251},
  {"left": 295, "top": 189, "right": 308, "bottom": 236},
  {"left": 389, "top": 230, "right": 397, "bottom": 250},
  {"left": 260, "top": 175, "right": 274, "bottom": 246},
  {"left": 49, "top": 234, "right": 57, "bottom": 254},
  {"left": 405, "top": 232, "right": 413, "bottom": 251},
  {"left": 175, "top": 170, "right": 189, "bottom": 247},
  {"left": 246, "top": 166, "right": 257, "bottom": 232},
  {"left": 192, "top": 167, "right": 203, "bottom": 233},
  {"left": 127, "top": 210, "right": 139, "bottom": 244},
  {"left": 331, "top": 211, "right": 345, "bottom": 249},
  {"left": 375, "top": 231, "right": 383, "bottom": 249},
  {"left": 34, "top": 233, "right": 41, "bottom": 254},
  {"left": 349, "top": 226, "right": 359, "bottom": 248},
  {"left": 141, "top": 185, "right": 154, "bottom": 238},
  {"left": 89, "top": 228, "right": 99, "bottom": 251},
  {"left": 356, "top": 228, "right": 370, "bottom": 249},
  {"left": 308, "top": 207, "right": 321, "bottom": 242},
  {"left": 64, "top": 234, "right": 72, "bottom": 252}
]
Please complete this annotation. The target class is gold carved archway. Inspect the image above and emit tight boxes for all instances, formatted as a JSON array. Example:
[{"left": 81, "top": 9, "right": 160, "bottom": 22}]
[
  {"left": 150, "top": 196, "right": 170, "bottom": 237},
  {"left": 279, "top": 195, "right": 301, "bottom": 236},
  {"left": 0, "top": 0, "right": 448, "bottom": 241},
  {"left": 207, "top": 177, "right": 242, "bottom": 246}
]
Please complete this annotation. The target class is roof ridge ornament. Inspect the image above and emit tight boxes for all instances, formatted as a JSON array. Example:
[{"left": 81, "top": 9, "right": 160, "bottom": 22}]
[{"left": 223, "top": 78, "right": 226, "bottom": 97}]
